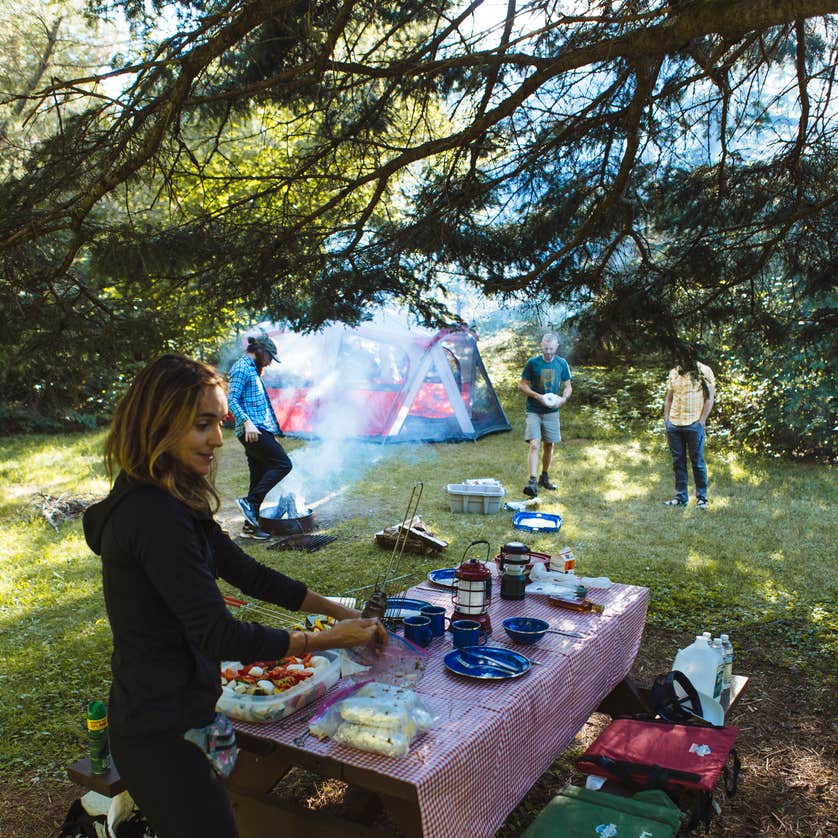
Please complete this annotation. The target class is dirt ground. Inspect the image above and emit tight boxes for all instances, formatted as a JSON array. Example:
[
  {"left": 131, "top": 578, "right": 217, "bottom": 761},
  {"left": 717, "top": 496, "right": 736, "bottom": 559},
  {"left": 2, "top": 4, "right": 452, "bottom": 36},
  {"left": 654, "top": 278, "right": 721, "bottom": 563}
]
[{"left": 2, "top": 624, "right": 836, "bottom": 837}]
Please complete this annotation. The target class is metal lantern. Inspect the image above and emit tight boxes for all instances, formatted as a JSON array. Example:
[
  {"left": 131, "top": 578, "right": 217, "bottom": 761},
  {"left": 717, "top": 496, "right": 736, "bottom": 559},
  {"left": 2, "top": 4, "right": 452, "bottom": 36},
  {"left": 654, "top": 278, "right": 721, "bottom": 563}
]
[
  {"left": 500, "top": 554, "right": 528, "bottom": 601},
  {"left": 452, "top": 540, "right": 493, "bottom": 634}
]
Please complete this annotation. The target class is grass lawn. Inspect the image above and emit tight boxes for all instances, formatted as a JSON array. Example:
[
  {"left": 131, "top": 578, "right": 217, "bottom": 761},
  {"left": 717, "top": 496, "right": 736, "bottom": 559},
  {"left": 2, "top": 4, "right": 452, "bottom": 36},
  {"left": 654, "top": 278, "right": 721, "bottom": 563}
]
[{"left": 1, "top": 361, "right": 835, "bottom": 836}]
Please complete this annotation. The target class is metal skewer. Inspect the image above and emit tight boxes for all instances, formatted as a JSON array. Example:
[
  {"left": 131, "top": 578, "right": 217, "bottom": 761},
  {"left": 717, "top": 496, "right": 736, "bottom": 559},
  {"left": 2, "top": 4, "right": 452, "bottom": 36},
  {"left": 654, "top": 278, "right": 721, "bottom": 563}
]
[
  {"left": 222, "top": 595, "right": 299, "bottom": 628},
  {"left": 362, "top": 481, "right": 424, "bottom": 620}
]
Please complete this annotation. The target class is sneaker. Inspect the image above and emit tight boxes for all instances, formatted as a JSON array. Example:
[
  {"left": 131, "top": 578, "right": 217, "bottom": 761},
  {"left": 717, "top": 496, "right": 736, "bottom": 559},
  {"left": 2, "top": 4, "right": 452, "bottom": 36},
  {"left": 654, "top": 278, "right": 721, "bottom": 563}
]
[
  {"left": 538, "top": 473, "right": 557, "bottom": 490},
  {"left": 663, "top": 498, "right": 687, "bottom": 507},
  {"left": 523, "top": 479, "right": 539, "bottom": 498},
  {"left": 236, "top": 496, "right": 260, "bottom": 528},
  {"left": 241, "top": 522, "right": 271, "bottom": 540},
  {"left": 696, "top": 499, "right": 709, "bottom": 509}
]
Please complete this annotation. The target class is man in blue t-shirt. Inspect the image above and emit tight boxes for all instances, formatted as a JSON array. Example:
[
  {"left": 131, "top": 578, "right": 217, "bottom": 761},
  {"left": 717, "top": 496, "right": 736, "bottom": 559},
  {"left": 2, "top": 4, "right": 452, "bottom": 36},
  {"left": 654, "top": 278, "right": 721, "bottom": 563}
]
[{"left": 518, "top": 333, "right": 572, "bottom": 497}]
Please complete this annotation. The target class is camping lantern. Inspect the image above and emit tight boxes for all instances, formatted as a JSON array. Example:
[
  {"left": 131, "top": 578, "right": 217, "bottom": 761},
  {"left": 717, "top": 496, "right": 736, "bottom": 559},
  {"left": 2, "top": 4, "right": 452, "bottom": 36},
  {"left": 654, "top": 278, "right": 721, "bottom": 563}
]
[
  {"left": 452, "top": 540, "right": 493, "bottom": 635},
  {"left": 499, "top": 554, "right": 528, "bottom": 601}
]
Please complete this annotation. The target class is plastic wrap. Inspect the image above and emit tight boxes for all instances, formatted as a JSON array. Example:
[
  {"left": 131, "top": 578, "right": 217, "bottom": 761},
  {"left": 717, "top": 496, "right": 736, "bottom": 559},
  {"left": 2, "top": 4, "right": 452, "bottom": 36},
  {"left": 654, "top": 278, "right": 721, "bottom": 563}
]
[{"left": 350, "top": 630, "right": 429, "bottom": 685}]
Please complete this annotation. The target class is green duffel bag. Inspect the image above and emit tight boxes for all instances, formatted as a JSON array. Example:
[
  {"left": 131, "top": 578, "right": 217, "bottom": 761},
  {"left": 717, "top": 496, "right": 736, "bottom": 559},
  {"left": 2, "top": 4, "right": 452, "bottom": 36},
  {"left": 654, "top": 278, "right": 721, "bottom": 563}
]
[{"left": 522, "top": 784, "right": 683, "bottom": 837}]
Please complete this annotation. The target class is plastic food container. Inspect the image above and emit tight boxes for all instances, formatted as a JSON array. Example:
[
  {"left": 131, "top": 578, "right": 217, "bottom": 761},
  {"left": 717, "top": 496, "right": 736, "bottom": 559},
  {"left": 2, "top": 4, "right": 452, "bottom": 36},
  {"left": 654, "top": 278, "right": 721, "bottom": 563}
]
[
  {"left": 216, "top": 651, "right": 341, "bottom": 723},
  {"left": 512, "top": 511, "right": 563, "bottom": 532},
  {"left": 445, "top": 482, "right": 506, "bottom": 514}
]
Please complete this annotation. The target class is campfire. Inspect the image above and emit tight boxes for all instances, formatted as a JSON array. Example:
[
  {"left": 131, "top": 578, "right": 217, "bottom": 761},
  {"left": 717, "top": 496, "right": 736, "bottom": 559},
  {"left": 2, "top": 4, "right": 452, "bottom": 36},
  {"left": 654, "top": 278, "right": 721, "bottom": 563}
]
[{"left": 258, "top": 492, "right": 315, "bottom": 535}]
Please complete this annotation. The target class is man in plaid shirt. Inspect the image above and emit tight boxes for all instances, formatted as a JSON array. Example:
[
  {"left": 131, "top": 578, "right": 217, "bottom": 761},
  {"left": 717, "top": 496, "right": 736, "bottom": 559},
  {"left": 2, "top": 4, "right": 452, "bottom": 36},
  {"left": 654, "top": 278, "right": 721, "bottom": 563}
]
[
  {"left": 228, "top": 335, "right": 292, "bottom": 538},
  {"left": 663, "top": 344, "right": 716, "bottom": 509}
]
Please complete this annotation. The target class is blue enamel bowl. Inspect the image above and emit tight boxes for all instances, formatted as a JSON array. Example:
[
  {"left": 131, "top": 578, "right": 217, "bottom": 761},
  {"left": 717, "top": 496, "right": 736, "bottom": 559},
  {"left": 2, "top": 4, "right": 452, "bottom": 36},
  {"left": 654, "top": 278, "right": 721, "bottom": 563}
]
[{"left": 503, "top": 617, "right": 550, "bottom": 645}]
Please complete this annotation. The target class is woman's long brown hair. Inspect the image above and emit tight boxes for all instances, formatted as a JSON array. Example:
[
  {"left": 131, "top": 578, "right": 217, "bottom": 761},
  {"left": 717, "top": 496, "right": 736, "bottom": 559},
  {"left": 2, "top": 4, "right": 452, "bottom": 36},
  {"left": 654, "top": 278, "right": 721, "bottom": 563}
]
[{"left": 104, "top": 354, "right": 226, "bottom": 512}]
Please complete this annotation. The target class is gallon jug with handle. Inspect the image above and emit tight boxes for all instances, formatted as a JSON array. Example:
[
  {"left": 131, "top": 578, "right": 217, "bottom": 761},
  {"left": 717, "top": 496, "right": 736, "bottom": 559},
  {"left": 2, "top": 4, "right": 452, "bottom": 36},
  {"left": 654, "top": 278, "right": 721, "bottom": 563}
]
[{"left": 672, "top": 635, "right": 724, "bottom": 700}]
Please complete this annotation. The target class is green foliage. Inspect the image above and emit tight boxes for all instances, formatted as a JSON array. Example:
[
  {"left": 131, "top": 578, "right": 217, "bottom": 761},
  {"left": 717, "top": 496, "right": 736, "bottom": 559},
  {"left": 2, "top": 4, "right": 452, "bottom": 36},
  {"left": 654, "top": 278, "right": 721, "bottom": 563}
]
[
  {"left": 0, "top": 405, "right": 66, "bottom": 434},
  {"left": 561, "top": 366, "right": 665, "bottom": 439},
  {"left": 1, "top": 2, "right": 835, "bottom": 463},
  {"left": 720, "top": 354, "right": 836, "bottom": 460},
  {"left": 2, "top": 4, "right": 836, "bottom": 379}
]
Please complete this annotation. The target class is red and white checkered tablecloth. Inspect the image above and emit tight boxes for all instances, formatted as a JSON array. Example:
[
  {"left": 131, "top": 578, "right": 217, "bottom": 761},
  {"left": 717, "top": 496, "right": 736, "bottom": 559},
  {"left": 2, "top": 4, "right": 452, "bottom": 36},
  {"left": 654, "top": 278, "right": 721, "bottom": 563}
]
[{"left": 233, "top": 580, "right": 648, "bottom": 838}]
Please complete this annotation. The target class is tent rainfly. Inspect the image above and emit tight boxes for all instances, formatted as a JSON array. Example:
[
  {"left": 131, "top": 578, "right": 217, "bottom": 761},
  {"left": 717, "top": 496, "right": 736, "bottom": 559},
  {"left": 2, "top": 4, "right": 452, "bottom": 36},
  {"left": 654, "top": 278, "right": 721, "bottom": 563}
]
[{"left": 250, "top": 320, "right": 511, "bottom": 443}]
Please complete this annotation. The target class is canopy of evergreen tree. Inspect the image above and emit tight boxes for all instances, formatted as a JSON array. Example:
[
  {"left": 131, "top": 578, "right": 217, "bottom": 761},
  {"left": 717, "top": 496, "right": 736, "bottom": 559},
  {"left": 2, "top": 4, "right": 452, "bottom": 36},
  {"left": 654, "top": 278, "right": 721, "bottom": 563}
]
[{"left": 0, "top": 0, "right": 835, "bottom": 452}]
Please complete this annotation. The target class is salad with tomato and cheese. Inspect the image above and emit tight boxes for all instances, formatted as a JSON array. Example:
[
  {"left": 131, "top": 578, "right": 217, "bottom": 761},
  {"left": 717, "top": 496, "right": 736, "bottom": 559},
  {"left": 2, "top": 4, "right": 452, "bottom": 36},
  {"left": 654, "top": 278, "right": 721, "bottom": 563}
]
[
  {"left": 217, "top": 650, "right": 341, "bottom": 723},
  {"left": 221, "top": 654, "right": 331, "bottom": 696}
]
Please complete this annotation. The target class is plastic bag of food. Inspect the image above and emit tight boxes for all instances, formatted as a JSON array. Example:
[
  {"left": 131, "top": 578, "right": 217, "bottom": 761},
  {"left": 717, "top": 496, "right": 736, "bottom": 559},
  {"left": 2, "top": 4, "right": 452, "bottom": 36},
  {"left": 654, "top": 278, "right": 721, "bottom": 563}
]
[
  {"left": 338, "top": 695, "right": 415, "bottom": 731},
  {"left": 351, "top": 630, "right": 429, "bottom": 685},
  {"left": 353, "top": 682, "right": 434, "bottom": 731},
  {"left": 308, "top": 680, "right": 370, "bottom": 740},
  {"left": 308, "top": 679, "right": 435, "bottom": 757},
  {"left": 332, "top": 722, "right": 413, "bottom": 757}
]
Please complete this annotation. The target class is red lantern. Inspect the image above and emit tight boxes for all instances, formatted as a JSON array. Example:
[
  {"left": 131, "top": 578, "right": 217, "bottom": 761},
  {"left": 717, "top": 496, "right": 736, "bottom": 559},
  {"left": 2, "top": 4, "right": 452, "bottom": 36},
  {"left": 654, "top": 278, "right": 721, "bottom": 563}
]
[{"left": 452, "top": 540, "right": 493, "bottom": 635}]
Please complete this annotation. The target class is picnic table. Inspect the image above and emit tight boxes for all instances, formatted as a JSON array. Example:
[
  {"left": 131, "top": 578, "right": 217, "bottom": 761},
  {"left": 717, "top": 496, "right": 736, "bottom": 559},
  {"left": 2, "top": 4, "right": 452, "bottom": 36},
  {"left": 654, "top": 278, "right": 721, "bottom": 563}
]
[{"left": 227, "top": 576, "right": 649, "bottom": 838}]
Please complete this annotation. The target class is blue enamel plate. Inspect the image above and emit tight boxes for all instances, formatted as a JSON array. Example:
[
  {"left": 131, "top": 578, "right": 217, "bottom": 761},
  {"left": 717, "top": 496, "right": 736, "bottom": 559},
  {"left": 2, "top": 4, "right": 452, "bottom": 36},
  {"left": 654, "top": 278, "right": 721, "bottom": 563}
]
[
  {"left": 427, "top": 567, "right": 458, "bottom": 587},
  {"left": 384, "top": 597, "right": 433, "bottom": 620},
  {"left": 512, "top": 511, "right": 563, "bottom": 533},
  {"left": 444, "top": 646, "right": 531, "bottom": 680}
]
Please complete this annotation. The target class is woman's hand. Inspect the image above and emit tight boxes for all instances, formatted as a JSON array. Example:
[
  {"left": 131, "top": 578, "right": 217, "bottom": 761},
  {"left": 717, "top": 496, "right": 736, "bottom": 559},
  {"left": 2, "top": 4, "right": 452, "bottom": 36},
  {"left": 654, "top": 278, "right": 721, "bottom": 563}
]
[{"left": 315, "top": 618, "right": 388, "bottom": 651}]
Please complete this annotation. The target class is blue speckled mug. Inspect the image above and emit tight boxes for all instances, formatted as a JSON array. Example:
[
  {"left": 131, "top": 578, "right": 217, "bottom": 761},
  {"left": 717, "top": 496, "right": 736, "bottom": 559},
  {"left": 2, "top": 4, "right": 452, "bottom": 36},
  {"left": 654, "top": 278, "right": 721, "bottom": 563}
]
[
  {"left": 420, "top": 605, "right": 450, "bottom": 638},
  {"left": 451, "top": 619, "right": 488, "bottom": 649},
  {"left": 403, "top": 615, "right": 433, "bottom": 647}
]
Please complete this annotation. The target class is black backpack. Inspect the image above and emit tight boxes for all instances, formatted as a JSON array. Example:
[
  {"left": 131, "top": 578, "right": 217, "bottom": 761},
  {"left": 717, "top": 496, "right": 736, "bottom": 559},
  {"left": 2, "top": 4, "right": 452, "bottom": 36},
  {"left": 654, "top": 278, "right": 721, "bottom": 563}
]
[{"left": 650, "top": 669, "right": 715, "bottom": 725}]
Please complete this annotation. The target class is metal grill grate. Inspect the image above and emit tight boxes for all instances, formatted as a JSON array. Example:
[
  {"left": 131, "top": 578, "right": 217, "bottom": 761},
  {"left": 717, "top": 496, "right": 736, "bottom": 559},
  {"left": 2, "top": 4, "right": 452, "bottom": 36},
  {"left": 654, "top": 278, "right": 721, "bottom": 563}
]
[{"left": 267, "top": 533, "right": 338, "bottom": 552}]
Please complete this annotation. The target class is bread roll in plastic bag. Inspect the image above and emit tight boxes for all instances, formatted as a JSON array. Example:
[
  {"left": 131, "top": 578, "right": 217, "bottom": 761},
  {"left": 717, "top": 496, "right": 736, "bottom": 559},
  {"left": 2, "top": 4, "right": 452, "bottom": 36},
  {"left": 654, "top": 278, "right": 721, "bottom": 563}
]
[
  {"left": 308, "top": 679, "right": 435, "bottom": 756},
  {"left": 332, "top": 722, "right": 413, "bottom": 757}
]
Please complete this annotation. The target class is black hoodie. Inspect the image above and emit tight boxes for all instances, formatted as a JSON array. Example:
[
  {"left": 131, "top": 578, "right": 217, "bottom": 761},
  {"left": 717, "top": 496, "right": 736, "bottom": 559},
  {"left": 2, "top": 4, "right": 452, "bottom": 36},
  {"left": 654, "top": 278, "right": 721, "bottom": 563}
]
[{"left": 83, "top": 473, "right": 307, "bottom": 737}]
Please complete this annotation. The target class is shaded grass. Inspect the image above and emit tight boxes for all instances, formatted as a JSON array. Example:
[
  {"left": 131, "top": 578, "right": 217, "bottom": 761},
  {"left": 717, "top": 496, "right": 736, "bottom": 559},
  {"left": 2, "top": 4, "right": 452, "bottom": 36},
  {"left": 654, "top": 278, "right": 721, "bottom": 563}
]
[{"left": 1, "top": 380, "right": 836, "bottom": 801}]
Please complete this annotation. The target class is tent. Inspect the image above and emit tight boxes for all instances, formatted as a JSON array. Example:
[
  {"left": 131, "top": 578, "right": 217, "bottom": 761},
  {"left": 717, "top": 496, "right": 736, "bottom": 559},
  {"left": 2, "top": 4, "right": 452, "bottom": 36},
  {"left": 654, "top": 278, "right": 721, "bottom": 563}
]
[{"left": 251, "top": 318, "right": 511, "bottom": 443}]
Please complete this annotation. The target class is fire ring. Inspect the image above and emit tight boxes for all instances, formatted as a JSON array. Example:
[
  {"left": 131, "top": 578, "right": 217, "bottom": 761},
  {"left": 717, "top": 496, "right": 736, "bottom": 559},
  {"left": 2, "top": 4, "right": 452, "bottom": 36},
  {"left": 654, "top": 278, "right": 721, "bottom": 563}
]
[{"left": 258, "top": 511, "right": 315, "bottom": 535}]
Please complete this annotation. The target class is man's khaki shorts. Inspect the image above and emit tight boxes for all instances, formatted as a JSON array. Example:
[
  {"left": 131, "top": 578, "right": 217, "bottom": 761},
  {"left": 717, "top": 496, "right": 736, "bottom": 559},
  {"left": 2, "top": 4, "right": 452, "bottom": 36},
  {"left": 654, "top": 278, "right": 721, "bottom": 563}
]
[{"left": 525, "top": 411, "right": 561, "bottom": 444}]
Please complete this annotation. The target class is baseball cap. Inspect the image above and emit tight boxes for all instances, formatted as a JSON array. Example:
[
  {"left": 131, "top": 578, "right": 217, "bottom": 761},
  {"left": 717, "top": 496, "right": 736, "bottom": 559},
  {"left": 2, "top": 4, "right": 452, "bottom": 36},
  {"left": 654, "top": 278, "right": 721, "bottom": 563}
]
[{"left": 247, "top": 335, "right": 280, "bottom": 363}]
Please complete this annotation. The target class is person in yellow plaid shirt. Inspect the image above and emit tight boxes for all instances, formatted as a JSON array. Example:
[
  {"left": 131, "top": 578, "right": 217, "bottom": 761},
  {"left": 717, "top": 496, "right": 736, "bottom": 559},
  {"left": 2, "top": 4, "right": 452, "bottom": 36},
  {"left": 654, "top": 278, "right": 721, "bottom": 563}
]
[{"left": 663, "top": 345, "right": 715, "bottom": 508}]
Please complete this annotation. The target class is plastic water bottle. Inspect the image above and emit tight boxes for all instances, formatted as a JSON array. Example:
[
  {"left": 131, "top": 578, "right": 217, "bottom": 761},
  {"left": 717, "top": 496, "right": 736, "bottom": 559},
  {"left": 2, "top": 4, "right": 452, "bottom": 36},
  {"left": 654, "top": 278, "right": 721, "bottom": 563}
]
[
  {"left": 720, "top": 634, "right": 734, "bottom": 690},
  {"left": 87, "top": 700, "right": 110, "bottom": 774},
  {"left": 710, "top": 639, "right": 725, "bottom": 699},
  {"left": 673, "top": 635, "right": 724, "bottom": 700}
]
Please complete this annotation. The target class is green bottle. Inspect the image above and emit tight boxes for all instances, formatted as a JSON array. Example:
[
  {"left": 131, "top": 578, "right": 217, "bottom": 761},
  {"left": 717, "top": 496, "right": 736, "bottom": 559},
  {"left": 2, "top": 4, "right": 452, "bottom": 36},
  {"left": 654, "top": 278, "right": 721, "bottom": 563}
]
[{"left": 87, "top": 700, "right": 110, "bottom": 774}]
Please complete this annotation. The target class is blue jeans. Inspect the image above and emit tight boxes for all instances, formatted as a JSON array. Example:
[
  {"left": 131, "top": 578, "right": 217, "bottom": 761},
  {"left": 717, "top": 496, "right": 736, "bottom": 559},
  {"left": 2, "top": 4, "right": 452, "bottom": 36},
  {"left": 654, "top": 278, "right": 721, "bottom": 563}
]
[
  {"left": 239, "top": 430, "right": 292, "bottom": 509},
  {"left": 665, "top": 421, "right": 708, "bottom": 503}
]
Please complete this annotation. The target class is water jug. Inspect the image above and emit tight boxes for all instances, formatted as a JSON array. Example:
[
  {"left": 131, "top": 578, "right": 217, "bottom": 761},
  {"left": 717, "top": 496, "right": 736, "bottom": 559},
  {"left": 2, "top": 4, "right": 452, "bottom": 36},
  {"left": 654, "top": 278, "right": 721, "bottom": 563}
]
[{"left": 672, "top": 635, "right": 724, "bottom": 700}]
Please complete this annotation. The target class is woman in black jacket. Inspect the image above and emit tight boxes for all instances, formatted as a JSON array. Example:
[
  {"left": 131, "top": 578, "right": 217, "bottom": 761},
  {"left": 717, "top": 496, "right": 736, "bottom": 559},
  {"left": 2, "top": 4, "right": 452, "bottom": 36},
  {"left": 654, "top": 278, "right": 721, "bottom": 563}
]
[{"left": 83, "top": 353, "right": 386, "bottom": 837}]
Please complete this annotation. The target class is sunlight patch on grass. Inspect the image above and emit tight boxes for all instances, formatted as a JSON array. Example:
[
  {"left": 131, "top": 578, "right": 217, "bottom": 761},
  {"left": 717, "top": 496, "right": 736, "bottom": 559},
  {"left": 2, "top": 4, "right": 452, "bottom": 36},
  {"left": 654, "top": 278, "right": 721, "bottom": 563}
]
[
  {"left": 0, "top": 433, "right": 108, "bottom": 503},
  {"left": 576, "top": 445, "right": 612, "bottom": 469},
  {"left": 716, "top": 452, "right": 767, "bottom": 486},
  {"left": 602, "top": 473, "right": 646, "bottom": 501},
  {"left": 683, "top": 551, "right": 718, "bottom": 571}
]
